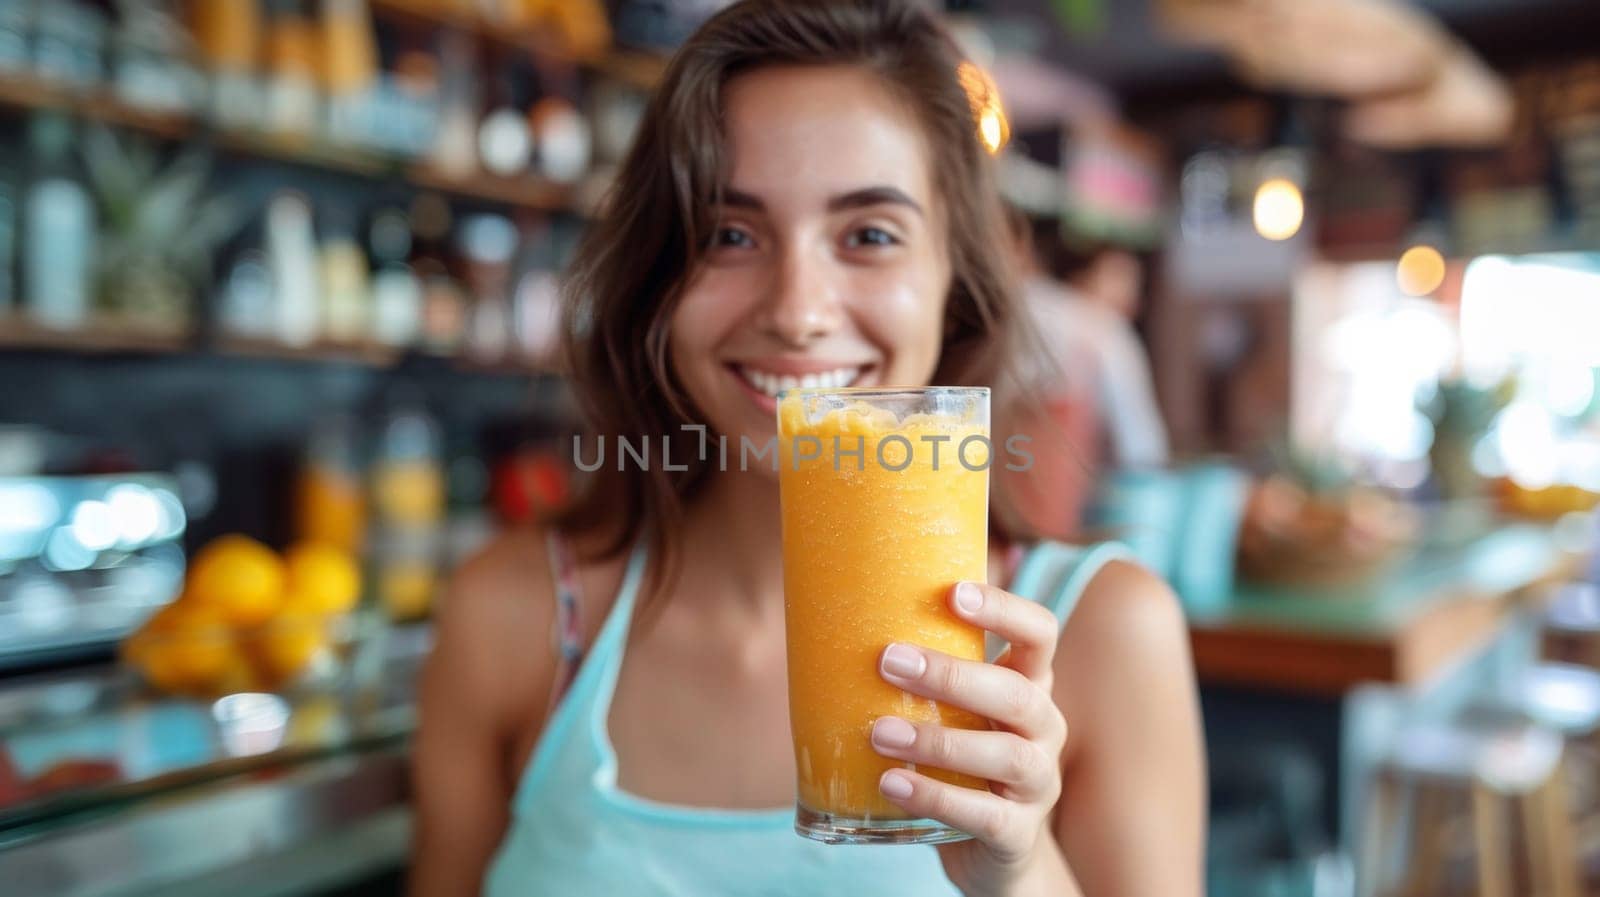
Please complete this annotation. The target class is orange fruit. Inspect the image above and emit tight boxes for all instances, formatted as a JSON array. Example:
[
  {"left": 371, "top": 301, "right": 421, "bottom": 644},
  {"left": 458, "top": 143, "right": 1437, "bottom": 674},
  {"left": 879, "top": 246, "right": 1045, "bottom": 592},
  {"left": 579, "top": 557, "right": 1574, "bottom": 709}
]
[
  {"left": 284, "top": 542, "right": 362, "bottom": 614},
  {"left": 186, "top": 535, "right": 286, "bottom": 627},
  {"left": 255, "top": 611, "right": 329, "bottom": 682},
  {"left": 138, "top": 604, "right": 235, "bottom": 695}
]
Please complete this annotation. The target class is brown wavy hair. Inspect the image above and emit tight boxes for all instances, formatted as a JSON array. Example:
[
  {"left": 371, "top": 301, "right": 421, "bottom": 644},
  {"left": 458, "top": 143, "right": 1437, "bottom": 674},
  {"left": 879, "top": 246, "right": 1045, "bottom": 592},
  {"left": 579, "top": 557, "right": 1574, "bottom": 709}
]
[{"left": 555, "top": 0, "right": 1024, "bottom": 609}]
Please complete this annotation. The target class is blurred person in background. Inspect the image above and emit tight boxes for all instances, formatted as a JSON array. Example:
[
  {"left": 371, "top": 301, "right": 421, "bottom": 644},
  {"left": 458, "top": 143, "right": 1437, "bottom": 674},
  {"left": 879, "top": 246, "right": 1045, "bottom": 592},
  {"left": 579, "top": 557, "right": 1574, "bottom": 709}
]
[
  {"left": 1037, "top": 218, "right": 1170, "bottom": 473},
  {"left": 996, "top": 211, "right": 1171, "bottom": 540},
  {"left": 411, "top": 2, "right": 1204, "bottom": 896},
  {"left": 993, "top": 209, "right": 1103, "bottom": 542}
]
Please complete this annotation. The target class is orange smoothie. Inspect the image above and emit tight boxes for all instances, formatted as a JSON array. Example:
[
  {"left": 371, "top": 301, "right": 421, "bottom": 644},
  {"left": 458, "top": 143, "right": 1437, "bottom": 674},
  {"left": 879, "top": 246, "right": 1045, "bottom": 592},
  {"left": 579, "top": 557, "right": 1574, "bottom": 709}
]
[{"left": 777, "top": 389, "right": 990, "bottom": 830}]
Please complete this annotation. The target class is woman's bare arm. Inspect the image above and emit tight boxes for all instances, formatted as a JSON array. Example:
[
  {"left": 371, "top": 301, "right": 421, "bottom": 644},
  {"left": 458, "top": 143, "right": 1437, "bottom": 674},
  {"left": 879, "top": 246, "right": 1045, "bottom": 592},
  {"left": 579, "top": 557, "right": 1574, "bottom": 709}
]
[
  {"left": 409, "top": 535, "right": 557, "bottom": 896},
  {"left": 1051, "top": 560, "right": 1207, "bottom": 895}
]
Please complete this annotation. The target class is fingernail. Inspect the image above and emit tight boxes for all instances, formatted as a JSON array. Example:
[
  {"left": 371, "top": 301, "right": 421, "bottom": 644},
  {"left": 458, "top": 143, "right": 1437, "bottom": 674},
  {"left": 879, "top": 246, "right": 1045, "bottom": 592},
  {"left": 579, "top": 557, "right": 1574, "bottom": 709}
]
[
  {"left": 881, "top": 644, "right": 926, "bottom": 679},
  {"left": 955, "top": 582, "right": 983, "bottom": 615},
  {"left": 880, "top": 770, "right": 914, "bottom": 800},
  {"left": 872, "top": 717, "right": 916, "bottom": 749}
]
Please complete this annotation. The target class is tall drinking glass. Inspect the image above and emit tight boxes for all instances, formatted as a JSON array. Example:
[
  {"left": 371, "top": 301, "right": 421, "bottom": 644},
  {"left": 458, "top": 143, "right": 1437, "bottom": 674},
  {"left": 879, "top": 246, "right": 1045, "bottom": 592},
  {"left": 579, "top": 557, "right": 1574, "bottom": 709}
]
[{"left": 776, "top": 387, "right": 990, "bottom": 845}]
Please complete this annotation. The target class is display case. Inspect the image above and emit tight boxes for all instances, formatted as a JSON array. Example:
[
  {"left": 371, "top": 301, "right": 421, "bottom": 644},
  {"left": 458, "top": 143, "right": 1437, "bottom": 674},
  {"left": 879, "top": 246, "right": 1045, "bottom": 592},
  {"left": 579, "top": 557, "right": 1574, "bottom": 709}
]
[{"left": 0, "top": 474, "right": 184, "bottom": 670}]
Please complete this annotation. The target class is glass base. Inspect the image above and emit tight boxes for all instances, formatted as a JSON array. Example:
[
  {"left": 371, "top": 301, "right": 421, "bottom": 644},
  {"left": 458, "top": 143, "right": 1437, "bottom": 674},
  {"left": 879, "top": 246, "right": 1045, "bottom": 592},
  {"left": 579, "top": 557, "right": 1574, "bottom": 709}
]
[{"left": 795, "top": 805, "right": 973, "bottom": 845}]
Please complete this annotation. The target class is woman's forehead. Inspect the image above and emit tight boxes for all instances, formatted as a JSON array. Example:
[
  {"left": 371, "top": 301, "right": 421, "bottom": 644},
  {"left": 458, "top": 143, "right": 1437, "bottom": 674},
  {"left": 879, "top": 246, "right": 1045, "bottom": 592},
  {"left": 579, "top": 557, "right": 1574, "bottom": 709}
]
[{"left": 720, "top": 65, "right": 936, "bottom": 210}]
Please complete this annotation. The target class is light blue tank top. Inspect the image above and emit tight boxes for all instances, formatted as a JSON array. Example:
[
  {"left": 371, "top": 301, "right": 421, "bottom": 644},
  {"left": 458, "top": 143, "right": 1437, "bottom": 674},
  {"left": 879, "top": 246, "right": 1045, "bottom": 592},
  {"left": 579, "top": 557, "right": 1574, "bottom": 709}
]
[{"left": 483, "top": 539, "right": 1133, "bottom": 896}]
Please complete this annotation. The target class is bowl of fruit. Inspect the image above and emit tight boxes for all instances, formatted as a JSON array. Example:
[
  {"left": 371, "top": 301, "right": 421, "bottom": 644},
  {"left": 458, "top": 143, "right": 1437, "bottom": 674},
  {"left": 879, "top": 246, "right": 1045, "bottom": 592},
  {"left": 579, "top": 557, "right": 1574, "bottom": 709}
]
[
  {"left": 122, "top": 536, "right": 374, "bottom": 698},
  {"left": 1235, "top": 477, "right": 1421, "bottom": 588}
]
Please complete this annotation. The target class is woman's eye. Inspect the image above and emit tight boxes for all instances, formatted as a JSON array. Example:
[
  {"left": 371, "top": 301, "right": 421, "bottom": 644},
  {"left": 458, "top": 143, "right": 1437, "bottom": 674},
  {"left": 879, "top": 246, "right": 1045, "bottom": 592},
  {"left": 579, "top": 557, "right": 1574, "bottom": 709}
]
[
  {"left": 846, "top": 227, "right": 898, "bottom": 248},
  {"left": 713, "top": 227, "right": 755, "bottom": 249}
]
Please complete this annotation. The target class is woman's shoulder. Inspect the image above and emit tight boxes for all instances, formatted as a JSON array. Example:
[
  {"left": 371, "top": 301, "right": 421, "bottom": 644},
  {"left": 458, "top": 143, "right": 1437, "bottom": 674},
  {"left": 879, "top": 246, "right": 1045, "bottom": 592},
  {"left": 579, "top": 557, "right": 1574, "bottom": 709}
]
[
  {"left": 1006, "top": 538, "right": 1188, "bottom": 685},
  {"left": 1051, "top": 553, "right": 1195, "bottom": 758},
  {"left": 439, "top": 526, "right": 557, "bottom": 645},
  {"left": 428, "top": 524, "right": 633, "bottom": 727},
  {"left": 443, "top": 523, "right": 633, "bottom": 637}
]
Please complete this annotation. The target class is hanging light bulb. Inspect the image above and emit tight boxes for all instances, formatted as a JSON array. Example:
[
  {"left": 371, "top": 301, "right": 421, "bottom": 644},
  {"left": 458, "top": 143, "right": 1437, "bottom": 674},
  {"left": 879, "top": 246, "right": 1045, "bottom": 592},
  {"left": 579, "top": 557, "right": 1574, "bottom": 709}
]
[
  {"left": 1252, "top": 177, "right": 1304, "bottom": 241},
  {"left": 1396, "top": 244, "right": 1447, "bottom": 296}
]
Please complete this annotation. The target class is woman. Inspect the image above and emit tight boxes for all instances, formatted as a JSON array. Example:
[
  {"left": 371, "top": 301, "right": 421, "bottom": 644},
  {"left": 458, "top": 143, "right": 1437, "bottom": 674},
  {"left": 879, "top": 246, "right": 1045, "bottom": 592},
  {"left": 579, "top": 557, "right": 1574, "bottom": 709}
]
[{"left": 411, "top": 2, "right": 1205, "bottom": 895}]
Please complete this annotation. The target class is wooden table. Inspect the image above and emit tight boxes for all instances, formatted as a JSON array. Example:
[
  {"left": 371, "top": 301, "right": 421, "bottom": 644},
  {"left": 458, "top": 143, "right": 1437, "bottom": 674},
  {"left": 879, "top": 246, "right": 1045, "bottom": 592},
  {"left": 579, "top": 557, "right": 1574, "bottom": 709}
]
[
  {"left": 1185, "top": 523, "right": 1586, "bottom": 855},
  {"left": 1188, "top": 524, "right": 1581, "bottom": 696}
]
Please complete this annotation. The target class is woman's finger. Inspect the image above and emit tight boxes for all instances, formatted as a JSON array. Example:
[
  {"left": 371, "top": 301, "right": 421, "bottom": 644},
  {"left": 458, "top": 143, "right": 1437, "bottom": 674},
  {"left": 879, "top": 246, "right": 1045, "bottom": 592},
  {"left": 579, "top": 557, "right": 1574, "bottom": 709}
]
[
  {"left": 871, "top": 717, "right": 1060, "bottom": 802},
  {"left": 879, "top": 643, "right": 1065, "bottom": 742},
  {"left": 948, "top": 581, "right": 1060, "bottom": 682},
  {"left": 878, "top": 767, "right": 1029, "bottom": 854}
]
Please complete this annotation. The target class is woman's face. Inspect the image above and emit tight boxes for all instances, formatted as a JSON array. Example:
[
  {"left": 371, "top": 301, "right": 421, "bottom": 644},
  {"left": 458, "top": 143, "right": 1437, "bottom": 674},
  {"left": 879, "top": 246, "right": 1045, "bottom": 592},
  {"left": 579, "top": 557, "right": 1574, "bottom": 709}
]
[{"left": 669, "top": 64, "right": 951, "bottom": 460}]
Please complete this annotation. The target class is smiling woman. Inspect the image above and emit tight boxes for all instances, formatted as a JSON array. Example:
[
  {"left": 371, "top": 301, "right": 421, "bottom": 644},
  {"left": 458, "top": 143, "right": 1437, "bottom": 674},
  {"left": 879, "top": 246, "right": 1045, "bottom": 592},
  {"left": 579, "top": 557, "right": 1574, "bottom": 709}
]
[
  {"left": 410, "top": 2, "right": 1205, "bottom": 896},
  {"left": 559, "top": 17, "right": 1019, "bottom": 597}
]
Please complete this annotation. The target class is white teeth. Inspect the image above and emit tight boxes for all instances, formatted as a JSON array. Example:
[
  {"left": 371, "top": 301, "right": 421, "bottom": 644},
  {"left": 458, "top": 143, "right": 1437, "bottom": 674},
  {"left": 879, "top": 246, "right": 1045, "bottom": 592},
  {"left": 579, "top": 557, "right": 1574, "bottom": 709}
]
[{"left": 738, "top": 365, "right": 865, "bottom": 397}]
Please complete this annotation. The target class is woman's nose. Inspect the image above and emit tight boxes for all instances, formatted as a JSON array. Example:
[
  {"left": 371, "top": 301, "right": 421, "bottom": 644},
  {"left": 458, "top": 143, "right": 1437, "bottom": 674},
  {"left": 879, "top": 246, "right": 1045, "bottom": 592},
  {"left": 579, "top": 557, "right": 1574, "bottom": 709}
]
[{"left": 761, "top": 246, "right": 843, "bottom": 348}]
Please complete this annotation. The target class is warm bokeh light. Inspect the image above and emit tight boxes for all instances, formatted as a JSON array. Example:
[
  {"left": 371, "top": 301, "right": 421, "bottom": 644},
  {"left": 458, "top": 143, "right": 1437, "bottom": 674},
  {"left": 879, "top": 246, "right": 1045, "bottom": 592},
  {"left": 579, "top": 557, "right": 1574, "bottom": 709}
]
[
  {"left": 979, "top": 108, "right": 1004, "bottom": 154},
  {"left": 957, "top": 60, "right": 1009, "bottom": 155},
  {"left": 1252, "top": 177, "right": 1304, "bottom": 241},
  {"left": 1396, "top": 245, "right": 1447, "bottom": 296}
]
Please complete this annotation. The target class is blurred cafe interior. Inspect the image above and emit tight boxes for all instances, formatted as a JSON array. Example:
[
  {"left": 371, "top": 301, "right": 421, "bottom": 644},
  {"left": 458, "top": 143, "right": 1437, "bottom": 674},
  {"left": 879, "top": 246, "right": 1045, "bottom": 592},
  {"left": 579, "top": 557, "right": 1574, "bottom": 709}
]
[{"left": 3, "top": 0, "right": 1600, "bottom": 895}]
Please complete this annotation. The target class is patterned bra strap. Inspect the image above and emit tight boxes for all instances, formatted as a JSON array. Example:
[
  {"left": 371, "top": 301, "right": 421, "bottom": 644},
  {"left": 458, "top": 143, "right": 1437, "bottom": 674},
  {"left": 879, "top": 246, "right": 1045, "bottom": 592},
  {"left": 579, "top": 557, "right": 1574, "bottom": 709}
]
[{"left": 544, "top": 529, "right": 586, "bottom": 717}]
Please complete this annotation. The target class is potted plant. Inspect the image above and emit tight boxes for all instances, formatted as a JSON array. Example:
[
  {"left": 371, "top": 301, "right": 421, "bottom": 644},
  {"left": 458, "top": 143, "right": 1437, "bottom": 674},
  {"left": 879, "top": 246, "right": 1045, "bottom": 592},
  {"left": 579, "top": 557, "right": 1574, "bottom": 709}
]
[{"left": 81, "top": 126, "right": 241, "bottom": 335}]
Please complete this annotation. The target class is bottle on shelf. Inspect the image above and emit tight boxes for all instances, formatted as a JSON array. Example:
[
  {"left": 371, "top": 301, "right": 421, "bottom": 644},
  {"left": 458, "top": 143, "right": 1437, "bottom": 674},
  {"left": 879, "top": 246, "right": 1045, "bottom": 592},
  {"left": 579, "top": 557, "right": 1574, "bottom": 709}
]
[
  {"left": 459, "top": 213, "right": 517, "bottom": 362},
  {"left": 430, "top": 29, "right": 480, "bottom": 179},
  {"left": 477, "top": 57, "right": 534, "bottom": 178},
  {"left": 530, "top": 95, "right": 592, "bottom": 185},
  {"left": 112, "top": 0, "right": 204, "bottom": 114},
  {"left": 319, "top": 0, "right": 380, "bottom": 146},
  {"left": 367, "top": 205, "right": 422, "bottom": 348},
  {"left": 295, "top": 412, "right": 368, "bottom": 554},
  {"left": 370, "top": 398, "right": 444, "bottom": 622},
  {"left": 23, "top": 114, "right": 94, "bottom": 331},
  {"left": 387, "top": 39, "right": 445, "bottom": 159},
  {"left": 265, "top": 190, "right": 320, "bottom": 346},
  {"left": 263, "top": 0, "right": 321, "bottom": 141},
  {"left": 317, "top": 205, "right": 371, "bottom": 344},
  {"left": 409, "top": 192, "right": 466, "bottom": 355},
  {"left": 218, "top": 246, "right": 277, "bottom": 340},
  {"left": 0, "top": 2, "right": 28, "bottom": 73},
  {"left": 511, "top": 215, "right": 561, "bottom": 365},
  {"left": 32, "top": 1, "right": 108, "bottom": 90},
  {"left": 190, "top": 0, "right": 265, "bottom": 130}
]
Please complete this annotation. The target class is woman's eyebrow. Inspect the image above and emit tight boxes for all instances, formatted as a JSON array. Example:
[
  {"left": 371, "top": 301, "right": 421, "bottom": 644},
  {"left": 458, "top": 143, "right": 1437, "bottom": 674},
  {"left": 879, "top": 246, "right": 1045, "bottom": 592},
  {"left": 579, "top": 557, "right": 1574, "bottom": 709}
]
[
  {"left": 720, "top": 188, "right": 766, "bottom": 210},
  {"left": 827, "top": 186, "right": 923, "bottom": 218},
  {"left": 716, "top": 186, "right": 925, "bottom": 218}
]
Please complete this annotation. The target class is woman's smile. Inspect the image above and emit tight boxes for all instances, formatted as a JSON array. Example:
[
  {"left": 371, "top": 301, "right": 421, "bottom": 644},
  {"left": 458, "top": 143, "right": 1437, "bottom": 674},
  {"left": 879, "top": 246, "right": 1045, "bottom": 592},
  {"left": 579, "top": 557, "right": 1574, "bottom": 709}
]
[{"left": 726, "top": 360, "right": 876, "bottom": 415}]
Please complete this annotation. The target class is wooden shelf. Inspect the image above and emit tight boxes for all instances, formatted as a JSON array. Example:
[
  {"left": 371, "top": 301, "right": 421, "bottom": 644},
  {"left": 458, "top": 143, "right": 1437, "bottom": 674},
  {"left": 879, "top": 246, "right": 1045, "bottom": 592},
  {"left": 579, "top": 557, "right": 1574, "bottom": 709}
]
[
  {"left": 211, "top": 335, "right": 403, "bottom": 368},
  {"left": 0, "top": 316, "right": 554, "bottom": 377},
  {"left": 0, "top": 315, "right": 190, "bottom": 354},
  {"left": 369, "top": 0, "right": 667, "bottom": 90},
  {"left": 407, "top": 164, "right": 572, "bottom": 208},
  {"left": 0, "top": 73, "right": 575, "bottom": 211}
]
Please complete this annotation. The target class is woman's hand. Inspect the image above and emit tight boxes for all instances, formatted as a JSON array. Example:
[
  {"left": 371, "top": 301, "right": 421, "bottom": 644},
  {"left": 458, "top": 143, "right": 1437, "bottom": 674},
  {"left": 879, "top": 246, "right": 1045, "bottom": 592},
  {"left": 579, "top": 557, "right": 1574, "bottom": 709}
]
[{"left": 872, "top": 581, "right": 1077, "bottom": 897}]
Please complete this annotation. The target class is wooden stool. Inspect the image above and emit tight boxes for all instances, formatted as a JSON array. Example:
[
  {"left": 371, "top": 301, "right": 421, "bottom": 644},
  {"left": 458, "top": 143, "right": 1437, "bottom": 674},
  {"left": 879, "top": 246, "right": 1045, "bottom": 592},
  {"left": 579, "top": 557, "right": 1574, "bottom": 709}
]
[{"left": 1359, "top": 722, "right": 1579, "bottom": 897}]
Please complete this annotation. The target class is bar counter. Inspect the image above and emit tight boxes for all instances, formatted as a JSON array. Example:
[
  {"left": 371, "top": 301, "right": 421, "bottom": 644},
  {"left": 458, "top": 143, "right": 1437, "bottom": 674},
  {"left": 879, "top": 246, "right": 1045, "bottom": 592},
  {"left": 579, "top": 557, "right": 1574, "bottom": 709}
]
[{"left": 0, "top": 624, "right": 429, "bottom": 897}]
